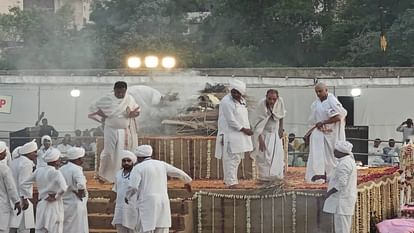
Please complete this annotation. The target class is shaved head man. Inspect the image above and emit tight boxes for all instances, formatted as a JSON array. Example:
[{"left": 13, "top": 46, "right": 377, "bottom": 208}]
[{"left": 305, "top": 82, "right": 348, "bottom": 183}]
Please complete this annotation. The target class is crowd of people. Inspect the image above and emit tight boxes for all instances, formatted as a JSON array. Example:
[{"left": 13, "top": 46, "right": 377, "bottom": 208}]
[{"left": 3, "top": 79, "right": 410, "bottom": 233}]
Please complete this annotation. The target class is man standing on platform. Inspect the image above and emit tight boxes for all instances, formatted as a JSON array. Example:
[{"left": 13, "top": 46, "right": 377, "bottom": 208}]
[
  {"left": 59, "top": 147, "right": 89, "bottom": 233},
  {"left": 305, "top": 83, "right": 347, "bottom": 183},
  {"left": 112, "top": 150, "right": 138, "bottom": 233},
  {"left": 251, "top": 89, "right": 286, "bottom": 181},
  {"left": 89, "top": 81, "right": 140, "bottom": 183},
  {"left": 312, "top": 141, "right": 357, "bottom": 233},
  {"left": 215, "top": 79, "right": 253, "bottom": 188},
  {"left": 126, "top": 145, "right": 192, "bottom": 233},
  {"left": 20, "top": 148, "right": 68, "bottom": 233},
  {"left": 9, "top": 141, "right": 37, "bottom": 233}
]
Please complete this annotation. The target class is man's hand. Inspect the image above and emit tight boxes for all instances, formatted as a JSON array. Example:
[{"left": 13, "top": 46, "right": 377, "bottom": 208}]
[
  {"left": 127, "top": 107, "right": 140, "bottom": 118},
  {"left": 14, "top": 202, "right": 22, "bottom": 216},
  {"left": 73, "top": 189, "right": 86, "bottom": 201},
  {"left": 259, "top": 136, "right": 266, "bottom": 152},
  {"left": 316, "top": 121, "right": 324, "bottom": 129},
  {"left": 45, "top": 193, "right": 57, "bottom": 202},
  {"left": 278, "top": 128, "right": 284, "bottom": 139},
  {"left": 124, "top": 198, "right": 129, "bottom": 204},
  {"left": 311, "top": 175, "right": 326, "bottom": 182},
  {"left": 241, "top": 128, "right": 254, "bottom": 136},
  {"left": 184, "top": 183, "right": 192, "bottom": 193},
  {"left": 22, "top": 198, "right": 29, "bottom": 210},
  {"left": 402, "top": 121, "right": 407, "bottom": 125}
]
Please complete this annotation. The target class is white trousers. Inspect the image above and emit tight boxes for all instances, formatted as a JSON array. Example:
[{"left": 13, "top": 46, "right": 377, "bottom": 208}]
[
  {"left": 116, "top": 224, "right": 137, "bottom": 233},
  {"left": 99, "top": 126, "right": 124, "bottom": 183},
  {"left": 334, "top": 214, "right": 352, "bottom": 233},
  {"left": 142, "top": 228, "right": 169, "bottom": 233},
  {"left": 9, "top": 228, "right": 30, "bottom": 233},
  {"left": 223, "top": 152, "right": 244, "bottom": 186}
]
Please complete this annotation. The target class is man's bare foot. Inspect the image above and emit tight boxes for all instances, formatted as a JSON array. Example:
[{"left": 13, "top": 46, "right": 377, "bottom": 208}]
[{"left": 228, "top": 184, "right": 240, "bottom": 189}]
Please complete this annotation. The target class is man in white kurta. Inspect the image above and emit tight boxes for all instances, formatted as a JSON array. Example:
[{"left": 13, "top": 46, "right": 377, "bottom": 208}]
[
  {"left": 126, "top": 145, "right": 192, "bottom": 233},
  {"left": 215, "top": 79, "right": 253, "bottom": 188},
  {"left": 20, "top": 148, "right": 68, "bottom": 233},
  {"left": 251, "top": 89, "right": 286, "bottom": 181},
  {"left": 59, "top": 147, "right": 89, "bottom": 233},
  {"left": 0, "top": 142, "right": 21, "bottom": 233},
  {"left": 37, "top": 135, "right": 53, "bottom": 168},
  {"left": 112, "top": 150, "right": 138, "bottom": 233},
  {"left": 9, "top": 141, "right": 37, "bottom": 233},
  {"left": 312, "top": 141, "right": 357, "bottom": 233},
  {"left": 89, "top": 81, "right": 140, "bottom": 183},
  {"left": 305, "top": 83, "right": 347, "bottom": 183}
]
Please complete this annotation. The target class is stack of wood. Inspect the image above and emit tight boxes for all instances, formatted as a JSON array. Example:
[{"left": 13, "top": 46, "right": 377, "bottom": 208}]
[{"left": 161, "top": 83, "right": 227, "bottom": 135}]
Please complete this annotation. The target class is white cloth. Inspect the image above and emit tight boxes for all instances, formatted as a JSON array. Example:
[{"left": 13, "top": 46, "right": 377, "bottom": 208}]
[
  {"left": 112, "top": 169, "right": 138, "bottom": 230},
  {"left": 12, "top": 146, "right": 22, "bottom": 160},
  {"left": 305, "top": 93, "right": 347, "bottom": 183},
  {"left": 56, "top": 144, "right": 73, "bottom": 157},
  {"left": 120, "top": 150, "right": 137, "bottom": 164},
  {"left": 0, "top": 144, "right": 11, "bottom": 167},
  {"left": 141, "top": 228, "right": 169, "bottom": 233},
  {"left": 126, "top": 159, "right": 192, "bottom": 232},
  {"left": 43, "top": 148, "right": 61, "bottom": 163},
  {"left": 251, "top": 97, "right": 286, "bottom": 180},
  {"left": 0, "top": 164, "right": 20, "bottom": 231},
  {"left": 215, "top": 94, "right": 253, "bottom": 186},
  {"left": 333, "top": 214, "right": 353, "bottom": 233},
  {"left": 20, "top": 166, "right": 68, "bottom": 233},
  {"left": 229, "top": 79, "right": 246, "bottom": 95},
  {"left": 222, "top": 152, "right": 244, "bottom": 186},
  {"left": 323, "top": 155, "right": 357, "bottom": 215},
  {"left": 59, "top": 162, "right": 88, "bottom": 233},
  {"left": 368, "top": 145, "right": 384, "bottom": 165},
  {"left": 134, "top": 145, "right": 153, "bottom": 157},
  {"left": 19, "top": 140, "right": 37, "bottom": 155},
  {"left": 116, "top": 224, "right": 138, "bottom": 233},
  {"left": 335, "top": 141, "right": 353, "bottom": 154},
  {"left": 127, "top": 85, "right": 162, "bottom": 110},
  {"left": 37, "top": 146, "right": 53, "bottom": 168},
  {"left": 9, "top": 156, "right": 35, "bottom": 229},
  {"left": 66, "top": 147, "right": 85, "bottom": 160},
  {"left": 91, "top": 92, "right": 139, "bottom": 183}
]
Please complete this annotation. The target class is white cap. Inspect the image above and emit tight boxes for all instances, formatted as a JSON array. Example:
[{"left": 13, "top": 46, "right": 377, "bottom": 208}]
[
  {"left": 134, "top": 145, "right": 153, "bottom": 158},
  {"left": 12, "top": 146, "right": 22, "bottom": 159},
  {"left": 0, "top": 141, "right": 7, "bottom": 153},
  {"left": 66, "top": 147, "right": 85, "bottom": 160},
  {"left": 43, "top": 148, "right": 61, "bottom": 163},
  {"left": 121, "top": 150, "right": 137, "bottom": 164},
  {"left": 41, "top": 135, "right": 52, "bottom": 144},
  {"left": 19, "top": 140, "right": 38, "bottom": 155},
  {"left": 335, "top": 141, "right": 353, "bottom": 154},
  {"left": 229, "top": 79, "right": 246, "bottom": 95}
]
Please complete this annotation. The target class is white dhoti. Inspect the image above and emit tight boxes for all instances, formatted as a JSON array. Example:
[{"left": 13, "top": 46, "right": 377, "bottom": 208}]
[
  {"left": 256, "top": 131, "right": 284, "bottom": 180},
  {"left": 116, "top": 225, "right": 137, "bottom": 233},
  {"left": 334, "top": 214, "right": 352, "bottom": 233},
  {"left": 223, "top": 151, "right": 244, "bottom": 186},
  {"left": 305, "top": 129, "right": 337, "bottom": 183},
  {"left": 99, "top": 126, "right": 124, "bottom": 183},
  {"left": 35, "top": 200, "right": 64, "bottom": 233},
  {"left": 142, "top": 228, "right": 169, "bottom": 233}
]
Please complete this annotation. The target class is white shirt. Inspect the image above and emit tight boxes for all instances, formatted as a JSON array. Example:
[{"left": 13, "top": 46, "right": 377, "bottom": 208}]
[
  {"left": 323, "top": 155, "right": 357, "bottom": 215},
  {"left": 59, "top": 162, "right": 87, "bottom": 203},
  {"left": 57, "top": 144, "right": 73, "bottom": 157},
  {"left": 0, "top": 164, "right": 19, "bottom": 230},
  {"left": 126, "top": 159, "right": 192, "bottom": 232},
  {"left": 112, "top": 169, "right": 138, "bottom": 229}
]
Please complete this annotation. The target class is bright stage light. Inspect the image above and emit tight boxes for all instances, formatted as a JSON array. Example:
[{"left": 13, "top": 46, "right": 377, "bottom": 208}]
[
  {"left": 127, "top": 57, "right": 141, "bottom": 69},
  {"left": 70, "top": 89, "right": 80, "bottom": 97},
  {"left": 144, "top": 56, "right": 159, "bottom": 68},
  {"left": 161, "top": 56, "right": 176, "bottom": 69},
  {"left": 351, "top": 88, "right": 361, "bottom": 97}
]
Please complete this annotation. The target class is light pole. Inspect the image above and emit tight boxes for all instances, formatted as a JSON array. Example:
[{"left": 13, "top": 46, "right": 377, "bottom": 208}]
[{"left": 70, "top": 89, "right": 80, "bottom": 131}]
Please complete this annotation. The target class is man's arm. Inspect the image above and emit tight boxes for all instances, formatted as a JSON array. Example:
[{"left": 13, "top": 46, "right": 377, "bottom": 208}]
[
  {"left": 315, "top": 115, "right": 341, "bottom": 129},
  {"left": 165, "top": 163, "right": 192, "bottom": 183},
  {"left": 397, "top": 123, "right": 405, "bottom": 132},
  {"left": 278, "top": 118, "right": 284, "bottom": 138},
  {"left": 125, "top": 169, "right": 141, "bottom": 203},
  {"left": 2, "top": 168, "right": 20, "bottom": 210}
]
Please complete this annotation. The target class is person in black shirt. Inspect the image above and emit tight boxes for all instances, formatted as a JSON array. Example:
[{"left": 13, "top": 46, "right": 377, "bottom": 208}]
[{"left": 37, "top": 118, "right": 59, "bottom": 138}]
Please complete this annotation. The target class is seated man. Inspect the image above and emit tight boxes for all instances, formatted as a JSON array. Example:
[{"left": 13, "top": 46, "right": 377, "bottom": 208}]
[
  {"left": 368, "top": 138, "right": 385, "bottom": 166},
  {"left": 382, "top": 139, "right": 400, "bottom": 165}
]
